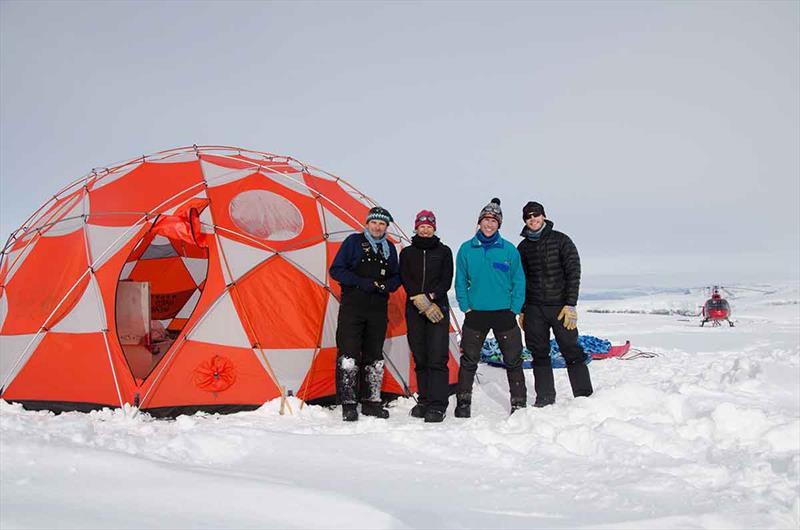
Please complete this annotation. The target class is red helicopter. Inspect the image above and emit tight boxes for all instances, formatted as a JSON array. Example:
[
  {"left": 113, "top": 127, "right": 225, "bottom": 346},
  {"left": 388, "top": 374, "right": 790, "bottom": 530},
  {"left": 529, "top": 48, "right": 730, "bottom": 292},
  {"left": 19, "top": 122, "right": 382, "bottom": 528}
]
[{"left": 700, "top": 286, "right": 734, "bottom": 327}]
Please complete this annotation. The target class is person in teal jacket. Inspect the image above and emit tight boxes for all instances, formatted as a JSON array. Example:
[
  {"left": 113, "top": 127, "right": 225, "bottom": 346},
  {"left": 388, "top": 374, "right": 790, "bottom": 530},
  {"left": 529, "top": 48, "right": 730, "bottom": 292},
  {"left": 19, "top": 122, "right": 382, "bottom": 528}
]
[{"left": 454, "top": 198, "right": 527, "bottom": 417}]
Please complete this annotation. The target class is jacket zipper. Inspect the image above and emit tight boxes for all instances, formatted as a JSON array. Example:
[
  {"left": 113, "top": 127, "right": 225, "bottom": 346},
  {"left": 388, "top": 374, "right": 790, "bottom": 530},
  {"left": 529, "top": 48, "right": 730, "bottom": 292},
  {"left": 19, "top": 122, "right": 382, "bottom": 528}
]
[{"left": 422, "top": 250, "right": 427, "bottom": 295}]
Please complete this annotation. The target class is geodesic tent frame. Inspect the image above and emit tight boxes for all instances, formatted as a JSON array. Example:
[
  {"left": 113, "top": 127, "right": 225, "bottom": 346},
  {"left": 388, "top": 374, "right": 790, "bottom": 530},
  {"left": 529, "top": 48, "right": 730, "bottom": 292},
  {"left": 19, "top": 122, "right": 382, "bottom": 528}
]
[{"left": 0, "top": 145, "right": 461, "bottom": 416}]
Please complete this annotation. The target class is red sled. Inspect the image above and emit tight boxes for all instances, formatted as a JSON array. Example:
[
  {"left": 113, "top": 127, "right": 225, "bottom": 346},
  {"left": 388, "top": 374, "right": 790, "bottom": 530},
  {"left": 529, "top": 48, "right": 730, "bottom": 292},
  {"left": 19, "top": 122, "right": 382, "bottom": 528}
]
[{"left": 591, "top": 341, "right": 631, "bottom": 360}]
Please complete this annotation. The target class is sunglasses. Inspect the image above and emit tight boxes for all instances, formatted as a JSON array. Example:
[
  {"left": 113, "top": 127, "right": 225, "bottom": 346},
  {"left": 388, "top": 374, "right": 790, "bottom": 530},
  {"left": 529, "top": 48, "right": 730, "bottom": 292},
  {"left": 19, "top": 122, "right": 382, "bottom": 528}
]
[
  {"left": 525, "top": 212, "right": 544, "bottom": 219},
  {"left": 416, "top": 215, "right": 436, "bottom": 223}
]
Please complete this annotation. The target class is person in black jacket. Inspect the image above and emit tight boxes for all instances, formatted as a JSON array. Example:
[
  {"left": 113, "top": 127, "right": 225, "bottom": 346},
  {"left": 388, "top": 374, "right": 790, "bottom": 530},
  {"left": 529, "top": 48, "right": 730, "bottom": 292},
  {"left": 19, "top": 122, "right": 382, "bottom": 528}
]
[
  {"left": 399, "top": 210, "right": 453, "bottom": 423},
  {"left": 517, "top": 201, "right": 593, "bottom": 407},
  {"left": 329, "top": 206, "right": 401, "bottom": 421}
]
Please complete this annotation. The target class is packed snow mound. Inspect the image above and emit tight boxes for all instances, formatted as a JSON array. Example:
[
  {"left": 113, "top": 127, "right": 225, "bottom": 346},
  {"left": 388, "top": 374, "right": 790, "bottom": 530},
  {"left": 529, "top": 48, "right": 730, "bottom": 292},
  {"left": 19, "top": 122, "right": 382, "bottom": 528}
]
[{"left": 2, "top": 283, "right": 799, "bottom": 529}]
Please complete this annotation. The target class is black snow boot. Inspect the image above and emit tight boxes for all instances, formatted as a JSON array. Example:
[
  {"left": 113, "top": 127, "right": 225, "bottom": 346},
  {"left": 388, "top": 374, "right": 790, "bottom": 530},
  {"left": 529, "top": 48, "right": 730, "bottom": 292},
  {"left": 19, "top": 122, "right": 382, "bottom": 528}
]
[
  {"left": 506, "top": 367, "right": 527, "bottom": 409},
  {"left": 342, "top": 403, "right": 358, "bottom": 422},
  {"left": 510, "top": 397, "right": 526, "bottom": 415},
  {"left": 566, "top": 362, "right": 594, "bottom": 398},
  {"left": 410, "top": 403, "right": 427, "bottom": 419},
  {"left": 454, "top": 393, "right": 472, "bottom": 418},
  {"left": 424, "top": 409, "right": 445, "bottom": 423},
  {"left": 532, "top": 365, "right": 556, "bottom": 407},
  {"left": 361, "top": 401, "right": 390, "bottom": 419}
]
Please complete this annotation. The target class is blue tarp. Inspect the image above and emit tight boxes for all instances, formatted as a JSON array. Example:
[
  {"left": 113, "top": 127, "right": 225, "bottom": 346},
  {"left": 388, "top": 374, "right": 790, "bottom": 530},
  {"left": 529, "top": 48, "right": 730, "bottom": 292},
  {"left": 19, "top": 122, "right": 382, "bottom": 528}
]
[{"left": 480, "top": 335, "right": 611, "bottom": 369}]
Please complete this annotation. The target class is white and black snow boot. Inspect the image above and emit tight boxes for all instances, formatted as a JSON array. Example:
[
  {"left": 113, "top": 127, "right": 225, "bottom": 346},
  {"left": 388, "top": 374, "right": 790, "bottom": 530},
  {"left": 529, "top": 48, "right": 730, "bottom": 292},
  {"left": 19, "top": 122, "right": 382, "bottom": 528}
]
[
  {"left": 361, "top": 401, "right": 389, "bottom": 419},
  {"left": 454, "top": 393, "right": 471, "bottom": 418}
]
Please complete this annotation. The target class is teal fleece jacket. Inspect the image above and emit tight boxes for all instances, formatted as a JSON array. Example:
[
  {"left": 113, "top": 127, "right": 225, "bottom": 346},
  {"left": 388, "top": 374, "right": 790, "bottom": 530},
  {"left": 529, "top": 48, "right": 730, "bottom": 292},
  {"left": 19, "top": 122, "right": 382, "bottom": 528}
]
[{"left": 455, "top": 233, "right": 526, "bottom": 314}]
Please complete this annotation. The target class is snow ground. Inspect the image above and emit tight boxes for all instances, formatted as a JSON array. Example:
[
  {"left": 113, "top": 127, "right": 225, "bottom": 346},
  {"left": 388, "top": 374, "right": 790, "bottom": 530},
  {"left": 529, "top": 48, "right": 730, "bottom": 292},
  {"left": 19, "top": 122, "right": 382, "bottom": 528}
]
[{"left": 2, "top": 283, "right": 799, "bottom": 529}]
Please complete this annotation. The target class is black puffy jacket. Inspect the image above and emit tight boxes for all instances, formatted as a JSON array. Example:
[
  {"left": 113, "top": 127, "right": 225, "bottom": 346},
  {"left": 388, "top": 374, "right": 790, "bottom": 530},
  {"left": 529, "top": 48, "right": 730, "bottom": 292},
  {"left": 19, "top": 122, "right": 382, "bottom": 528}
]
[
  {"left": 399, "top": 235, "right": 453, "bottom": 308},
  {"left": 517, "top": 220, "right": 581, "bottom": 307}
]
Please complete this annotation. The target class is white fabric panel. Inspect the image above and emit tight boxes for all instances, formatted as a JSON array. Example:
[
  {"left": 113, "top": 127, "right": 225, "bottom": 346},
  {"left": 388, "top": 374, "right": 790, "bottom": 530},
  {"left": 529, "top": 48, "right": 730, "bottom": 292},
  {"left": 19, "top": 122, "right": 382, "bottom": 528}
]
[
  {"left": 91, "top": 162, "right": 142, "bottom": 191},
  {"left": 449, "top": 331, "right": 461, "bottom": 365},
  {"left": 52, "top": 276, "right": 105, "bottom": 333},
  {"left": 201, "top": 160, "right": 257, "bottom": 187},
  {"left": 41, "top": 193, "right": 87, "bottom": 238},
  {"left": 176, "top": 289, "right": 201, "bottom": 319},
  {"left": 148, "top": 151, "right": 198, "bottom": 164},
  {"left": 0, "top": 333, "right": 44, "bottom": 390},
  {"left": 260, "top": 170, "right": 313, "bottom": 197},
  {"left": 382, "top": 335, "right": 411, "bottom": 388},
  {"left": 119, "top": 261, "right": 135, "bottom": 280},
  {"left": 320, "top": 205, "right": 358, "bottom": 242},
  {"left": 199, "top": 207, "right": 215, "bottom": 234},
  {"left": 321, "top": 296, "right": 340, "bottom": 348},
  {"left": 256, "top": 348, "right": 316, "bottom": 394},
  {"left": 182, "top": 258, "right": 208, "bottom": 285},
  {"left": 188, "top": 291, "right": 251, "bottom": 348},
  {"left": 217, "top": 236, "right": 274, "bottom": 283},
  {"left": 86, "top": 224, "right": 139, "bottom": 269},
  {"left": 282, "top": 242, "right": 327, "bottom": 285},
  {"left": 151, "top": 235, "right": 170, "bottom": 246},
  {"left": 2, "top": 242, "right": 36, "bottom": 285}
]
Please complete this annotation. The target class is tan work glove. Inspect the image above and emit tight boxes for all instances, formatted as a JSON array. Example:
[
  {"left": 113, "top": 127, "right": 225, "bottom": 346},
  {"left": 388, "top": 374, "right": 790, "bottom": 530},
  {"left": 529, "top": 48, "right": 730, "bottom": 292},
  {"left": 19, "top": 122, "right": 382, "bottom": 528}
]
[
  {"left": 557, "top": 305, "right": 578, "bottom": 330},
  {"left": 517, "top": 313, "right": 525, "bottom": 329},
  {"left": 410, "top": 294, "right": 445, "bottom": 323},
  {"left": 424, "top": 303, "right": 445, "bottom": 323}
]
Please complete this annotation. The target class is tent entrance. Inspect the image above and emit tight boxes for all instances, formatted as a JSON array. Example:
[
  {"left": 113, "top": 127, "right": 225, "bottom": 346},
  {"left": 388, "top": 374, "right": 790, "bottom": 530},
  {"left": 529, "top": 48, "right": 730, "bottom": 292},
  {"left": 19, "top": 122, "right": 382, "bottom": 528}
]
[{"left": 115, "top": 230, "right": 209, "bottom": 380}]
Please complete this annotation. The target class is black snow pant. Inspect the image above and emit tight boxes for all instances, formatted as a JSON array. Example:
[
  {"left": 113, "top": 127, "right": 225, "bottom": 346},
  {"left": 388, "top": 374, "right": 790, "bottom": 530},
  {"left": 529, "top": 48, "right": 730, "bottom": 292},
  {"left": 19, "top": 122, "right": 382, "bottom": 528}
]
[
  {"left": 522, "top": 304, "right": 593, "bottom": 400},
  {"left": 335, "top": 295, "right": 388, "bottom": 405},
  {"left": 457, "top": 310, "right": 527, "bottom": 406},
  {"left": 405, "top": 302, "right": 450, "bottom": 412}
]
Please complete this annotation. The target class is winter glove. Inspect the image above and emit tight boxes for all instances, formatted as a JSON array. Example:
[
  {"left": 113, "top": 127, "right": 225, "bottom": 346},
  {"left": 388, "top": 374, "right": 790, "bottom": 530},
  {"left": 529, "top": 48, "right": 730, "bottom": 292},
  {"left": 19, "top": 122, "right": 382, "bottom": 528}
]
[
  {"left": 410, "top": 293, "right": 433, "bottom": 313},
  {"left": 557, "top": 305, "right": 578, "bottom": 330},
  {"left": 424, "top": 303, "right": 445, "bottom": 323},
  {"left": 410, "top": 294, "right": 444, "bottom": 323}
]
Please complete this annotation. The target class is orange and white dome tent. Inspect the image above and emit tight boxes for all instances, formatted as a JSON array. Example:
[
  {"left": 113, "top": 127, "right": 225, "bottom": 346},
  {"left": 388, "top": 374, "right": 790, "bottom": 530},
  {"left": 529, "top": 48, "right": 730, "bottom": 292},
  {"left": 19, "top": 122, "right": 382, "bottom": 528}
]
[{"left": 0, "top": 146, "right": 461, "bottom": 416}]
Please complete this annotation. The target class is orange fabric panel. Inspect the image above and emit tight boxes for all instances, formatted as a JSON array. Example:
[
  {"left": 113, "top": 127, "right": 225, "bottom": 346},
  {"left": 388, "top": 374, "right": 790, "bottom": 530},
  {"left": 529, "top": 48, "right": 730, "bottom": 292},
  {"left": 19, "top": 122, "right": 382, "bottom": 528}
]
[
  {"left": 297, "top": 347, "right": 336, "bottom": 402},
  {"left": 325, "top": 241, "right": 342, "bottom": 299},
  {"left": 381, "top": 367, "right": 405, "bottom": 395},
  {"left": 3, "top": 332, "right": 123, "bottom": 405},
  {"left": 233, "top": 257, "right": 327, "bottom": 349},
  {"left": 1, "top": 231, "right": 88, "bottom": 334},
  {"left": 201, "top": 154, "right": 296, "bottom": 174},
  {"left": 447, "top": 350, "right": 459, "bottom": 385},
  {"left": 167, "top": 318, "right": 188, "bottom": 332},
  {"left": 304, "top": 173, "right": 369, "bottom": 231},
  {"left": 89, "top": 161, "right": 204, "bottom": 227},
  {"left": 142, "top": 340, "right": 280, "bottom": 408},
  {"left": 386, "top": 289, "right": 407, "bottom": 338},
  {"left": 128, "top": 257, "right": 195, "bottom": 293},
  {"left": 206, "top": 173, "right": 323, "bottom": 253}
]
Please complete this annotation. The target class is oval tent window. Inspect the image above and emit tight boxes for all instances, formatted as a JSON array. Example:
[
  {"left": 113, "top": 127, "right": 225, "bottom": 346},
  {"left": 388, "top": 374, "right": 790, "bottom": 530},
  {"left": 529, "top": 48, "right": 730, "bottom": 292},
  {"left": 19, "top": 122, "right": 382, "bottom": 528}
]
[{"left": 229, "top": 190, "right": 304, "bottom": 241}]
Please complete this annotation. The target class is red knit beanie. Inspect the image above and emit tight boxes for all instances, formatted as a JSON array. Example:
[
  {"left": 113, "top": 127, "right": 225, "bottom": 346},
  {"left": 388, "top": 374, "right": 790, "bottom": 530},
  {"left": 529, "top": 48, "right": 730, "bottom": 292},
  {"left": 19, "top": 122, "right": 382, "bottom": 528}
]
[{"left": 414, "top": 210, "right": 436, "bottom": 230}]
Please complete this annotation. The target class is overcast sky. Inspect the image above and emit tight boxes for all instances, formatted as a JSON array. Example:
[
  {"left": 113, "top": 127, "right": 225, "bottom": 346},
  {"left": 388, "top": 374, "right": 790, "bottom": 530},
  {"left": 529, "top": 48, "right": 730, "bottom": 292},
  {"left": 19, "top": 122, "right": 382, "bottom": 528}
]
[{"left": 1, "top": 1, "right": 798, "bottom": 285}]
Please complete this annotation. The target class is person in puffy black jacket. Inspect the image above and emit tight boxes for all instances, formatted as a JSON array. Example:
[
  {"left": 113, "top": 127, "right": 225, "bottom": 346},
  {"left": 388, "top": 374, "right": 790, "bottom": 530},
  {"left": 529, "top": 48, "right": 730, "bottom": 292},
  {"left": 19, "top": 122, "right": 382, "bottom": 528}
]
[
  {"left": 517, "top": 201, "right": 593, "bottom": 407},
  {"left": 399, "top": 210, "right": 453, "bottom": 423}
]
